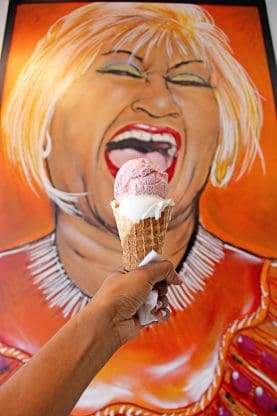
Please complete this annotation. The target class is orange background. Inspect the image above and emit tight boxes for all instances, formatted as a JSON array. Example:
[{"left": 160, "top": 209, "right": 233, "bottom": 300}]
[{"left": 0, "top": 2, "right": 276, "bottom": 257}]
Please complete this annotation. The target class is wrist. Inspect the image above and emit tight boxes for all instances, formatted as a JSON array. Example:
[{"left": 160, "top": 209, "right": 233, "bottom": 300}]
[{"left": 78, "top": 296, "right": 122, "bottom": 360}]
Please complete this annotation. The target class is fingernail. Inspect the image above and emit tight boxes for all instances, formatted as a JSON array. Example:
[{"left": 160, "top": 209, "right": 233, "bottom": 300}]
[
  {"left": 161, "top": 309, "right": 167, "bottom": 318},
  {"left": 152, "top": 300, "right": 163, "bottom": 313},
  {"left": 173, "top": 271, "right": 183, "bottom": 284},
  {"left": 157, "top": 309, "right": 169, "bottom": 321}
]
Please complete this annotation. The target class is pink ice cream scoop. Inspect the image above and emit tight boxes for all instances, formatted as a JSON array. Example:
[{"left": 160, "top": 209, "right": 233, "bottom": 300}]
[{"left": 114, "top": 158, "right": 169, "bottom": 203}]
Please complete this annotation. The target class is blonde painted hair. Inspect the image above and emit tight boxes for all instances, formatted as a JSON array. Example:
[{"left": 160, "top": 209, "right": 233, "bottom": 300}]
[{"left": 2, "top": 2, "right": 263, "bottom": 213}]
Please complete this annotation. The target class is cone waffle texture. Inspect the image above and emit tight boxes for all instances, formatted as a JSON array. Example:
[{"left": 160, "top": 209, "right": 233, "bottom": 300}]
[{"left": 111, "top": 201, "right": 172, "bottom": 271}]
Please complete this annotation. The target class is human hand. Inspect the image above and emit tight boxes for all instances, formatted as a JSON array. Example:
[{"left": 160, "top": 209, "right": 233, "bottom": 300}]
[{"left": 93, "top": 260, "right": 182, "bottom": 346}]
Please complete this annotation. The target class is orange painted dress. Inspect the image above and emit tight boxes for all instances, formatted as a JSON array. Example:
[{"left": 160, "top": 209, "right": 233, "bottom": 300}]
[{"left": 0, "top": 226, "right": 276, "bottom": 415}]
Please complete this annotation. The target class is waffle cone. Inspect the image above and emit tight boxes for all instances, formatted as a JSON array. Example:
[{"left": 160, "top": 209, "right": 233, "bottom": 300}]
[{"left": 111, "top": 201, "right": 172, "bottom": 271}]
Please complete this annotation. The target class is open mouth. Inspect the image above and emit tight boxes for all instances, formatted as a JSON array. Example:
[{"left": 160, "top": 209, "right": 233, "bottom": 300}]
[{"left": 105, "top": 124, "right": 180, "bottom": 181}]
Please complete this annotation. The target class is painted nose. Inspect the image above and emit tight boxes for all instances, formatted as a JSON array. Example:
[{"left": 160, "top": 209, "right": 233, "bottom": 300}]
[{"left": 131, "top": 74, "right": 180, "bottom": 119}]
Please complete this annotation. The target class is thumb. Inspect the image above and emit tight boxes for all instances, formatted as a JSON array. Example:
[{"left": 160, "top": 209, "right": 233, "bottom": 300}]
[{"left": 134, "top": 260, "right": 182, "bottom": 287}]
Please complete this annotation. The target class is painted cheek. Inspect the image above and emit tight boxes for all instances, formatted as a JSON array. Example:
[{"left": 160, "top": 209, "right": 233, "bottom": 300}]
[{"left": 109, "top": 87, "right": 131, "bottom": 104}]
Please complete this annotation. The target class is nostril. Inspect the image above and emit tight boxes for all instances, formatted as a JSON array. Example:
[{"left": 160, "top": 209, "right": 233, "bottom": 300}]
[
  {"left": 170, "top": 112, "right": 179, "bottom": 119},
  {"left": 131, "top": 100, "right": 143, "bottom": 113}
]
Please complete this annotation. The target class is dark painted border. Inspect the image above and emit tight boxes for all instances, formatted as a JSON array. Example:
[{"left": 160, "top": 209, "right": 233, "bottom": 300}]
[
  {"left": 0, "top": 0, "right": 17, "bottom": 101},
  {"left": 258, "top": 1, "right": 277, "bottom": 105}
]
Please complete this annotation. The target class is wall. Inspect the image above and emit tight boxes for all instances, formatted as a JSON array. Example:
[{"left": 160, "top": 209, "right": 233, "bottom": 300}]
[{"left": 0, "top": 0, "right": 9, "bottom": 59}]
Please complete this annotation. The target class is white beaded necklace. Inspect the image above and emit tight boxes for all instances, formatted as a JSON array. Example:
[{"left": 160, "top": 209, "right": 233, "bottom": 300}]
[{"left": 27, "top": 225, "right": 224, "bottom": 318}]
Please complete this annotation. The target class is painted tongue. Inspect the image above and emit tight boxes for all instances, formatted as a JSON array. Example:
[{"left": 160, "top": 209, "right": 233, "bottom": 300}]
[{"left": 108, "top": 149, "right": 172, "bottom": 171}]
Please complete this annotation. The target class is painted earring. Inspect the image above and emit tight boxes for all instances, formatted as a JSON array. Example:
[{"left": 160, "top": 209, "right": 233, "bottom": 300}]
[{"left": 42, "top": 131, "right": 52, "bottom": 159}]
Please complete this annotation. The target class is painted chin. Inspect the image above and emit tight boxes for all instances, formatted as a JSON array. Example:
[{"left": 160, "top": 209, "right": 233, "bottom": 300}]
[{"left": 104, "top": 123, "right": 181, "bottom": 182}]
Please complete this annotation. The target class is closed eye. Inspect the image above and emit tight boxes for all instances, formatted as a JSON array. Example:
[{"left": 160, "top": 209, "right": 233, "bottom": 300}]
[
  {"left": 166, "top": 72, "right": 212, "bottom": 88},
  {"left": 96, "top": 62, "right": 144, "bottom": 79}
]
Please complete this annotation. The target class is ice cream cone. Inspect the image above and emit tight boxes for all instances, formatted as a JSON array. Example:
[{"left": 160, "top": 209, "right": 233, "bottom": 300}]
[{"left": 111, "top": 201, "right": 173, "bottom": 271}]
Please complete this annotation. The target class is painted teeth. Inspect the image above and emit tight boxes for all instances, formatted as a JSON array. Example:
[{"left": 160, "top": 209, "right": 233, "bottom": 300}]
[
  {"left": 112, "top": 129, "right": 177, "bottom": 147},
  {"left": 167, "top": 147, "right": 176, "bottom": 157}
]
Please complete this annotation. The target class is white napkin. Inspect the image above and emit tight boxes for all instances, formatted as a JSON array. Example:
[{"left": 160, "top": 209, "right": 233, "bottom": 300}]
[{"left": 137, "top": 250, "right": 163, "bottom": 326}]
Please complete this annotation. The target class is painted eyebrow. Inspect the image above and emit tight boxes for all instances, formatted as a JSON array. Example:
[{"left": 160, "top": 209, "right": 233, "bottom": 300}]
[
  {"left": 169, "top": 60, "right": 204, "bottom": 70},
  {"left": 102, "top": 49, "right": 143, "bottom": 63}
]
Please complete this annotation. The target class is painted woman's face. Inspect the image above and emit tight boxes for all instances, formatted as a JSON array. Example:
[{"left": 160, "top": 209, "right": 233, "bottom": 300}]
[{"left": 48, "top": 38, "right": 219, "bottom": 233}]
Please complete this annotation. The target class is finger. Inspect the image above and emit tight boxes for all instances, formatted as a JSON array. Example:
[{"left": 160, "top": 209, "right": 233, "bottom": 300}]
[
  {"left": 165, "top": 267, "right": 183, "bottom": 285},
  {"left": 154, "top": 281, "right": 168, "bottom": 297},
  {"left": 152, "top": 295, "right": 168, "bottom": 313},
  {"left": 111, "top": 266, "right": 127, "bottom": 274},
  {"left": 133, "top": 316, "right": 142, "bottom": 332},
  {"left": 137, "top": 260, "right": 182, "bottom": 286},
  {"left": 153, "top": 307, "right": 170, "bottom": 322}
]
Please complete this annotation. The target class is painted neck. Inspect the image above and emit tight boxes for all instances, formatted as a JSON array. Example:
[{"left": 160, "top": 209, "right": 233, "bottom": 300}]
[{"left": 55, "top": 206, "right": 196, "bottom": 296}]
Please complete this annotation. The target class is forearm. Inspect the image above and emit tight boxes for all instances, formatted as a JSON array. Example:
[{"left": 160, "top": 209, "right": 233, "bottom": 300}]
[
  {"left": 0, "top": 260, "right": 177, "bottom": 415},
  {"left": 0, "top": 301, "right": 118, "bottom": 416}
]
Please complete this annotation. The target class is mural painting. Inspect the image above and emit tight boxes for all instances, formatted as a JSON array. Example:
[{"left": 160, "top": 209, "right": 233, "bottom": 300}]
[{"left": 0, "top": 2, "right": 276, "bottom": 415}]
